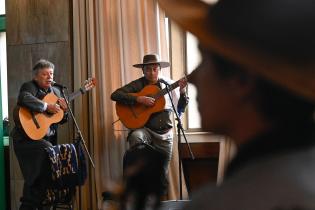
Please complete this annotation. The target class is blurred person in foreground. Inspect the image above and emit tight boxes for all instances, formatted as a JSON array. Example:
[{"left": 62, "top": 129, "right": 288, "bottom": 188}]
[{"left": 158, "top": 0, "right": 315, "bottom": 209}]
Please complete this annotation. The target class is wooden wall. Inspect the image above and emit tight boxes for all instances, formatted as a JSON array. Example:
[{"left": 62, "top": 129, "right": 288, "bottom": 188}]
[
  {"left": 6, "top": 0, "right": 73, "bottom": 209},
  {"left": 181, "top": 142, "right": 220, "bottom": 194}
]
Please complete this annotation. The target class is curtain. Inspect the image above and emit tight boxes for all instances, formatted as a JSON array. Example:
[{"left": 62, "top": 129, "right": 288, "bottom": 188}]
[{"left": 73, "top": 0, "right": 185, "bottom": 209}]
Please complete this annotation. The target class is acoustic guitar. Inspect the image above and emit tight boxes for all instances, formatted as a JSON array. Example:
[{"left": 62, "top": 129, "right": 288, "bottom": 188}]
[
  {"left": 115, "top": 77, "right": 187, "bottom": 129},
  {"left": 15, "top": 78, "right": 96, "bottom": 140}
]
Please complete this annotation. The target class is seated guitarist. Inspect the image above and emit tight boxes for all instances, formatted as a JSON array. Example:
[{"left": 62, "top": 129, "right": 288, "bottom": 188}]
[
  {"left": 111, "top": 54, "right": 189, "bottom": 194},
  {"left": 11, "top": 59, "right": 68, "bottom": 210}
]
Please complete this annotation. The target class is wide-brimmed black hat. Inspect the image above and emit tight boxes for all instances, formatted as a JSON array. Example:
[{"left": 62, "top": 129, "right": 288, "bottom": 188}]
[
  {"left": 158, "top": 0, "right": 315, "bottom": 102},
  {"left": 133, "top": 54, "right": 170, "bottom": 69}
]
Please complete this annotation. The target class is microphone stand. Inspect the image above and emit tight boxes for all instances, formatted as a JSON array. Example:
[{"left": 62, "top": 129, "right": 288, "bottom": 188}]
[
  {"left": 60, "top": 86, "right": 95, "bottom": 210},
  {"left": 164, "top": 84, "right": 194, "bottom": 200}
]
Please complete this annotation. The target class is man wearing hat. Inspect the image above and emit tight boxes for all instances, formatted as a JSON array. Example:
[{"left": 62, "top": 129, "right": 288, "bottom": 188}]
[
  {"left": 158, "top": 0, "right": 315, "bottom": 209},
  {"left": 111, "top": 53, "right": 188, "bottom": 193},
  {"left": 11, "top": 59, "right": 68, "bottom": 210}
]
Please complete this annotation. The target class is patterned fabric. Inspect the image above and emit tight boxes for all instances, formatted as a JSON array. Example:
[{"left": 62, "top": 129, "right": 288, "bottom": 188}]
[
  {"left": 46, "top": 144, "right": 78, "bottom": 187},
  {"left": 45, "top": 143, "right": 86, "bottom": 204}
]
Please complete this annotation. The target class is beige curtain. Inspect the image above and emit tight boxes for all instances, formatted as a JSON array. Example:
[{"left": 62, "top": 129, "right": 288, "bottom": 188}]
[{"left": 73, "top": 0, "right": 185, "bottom": 209}]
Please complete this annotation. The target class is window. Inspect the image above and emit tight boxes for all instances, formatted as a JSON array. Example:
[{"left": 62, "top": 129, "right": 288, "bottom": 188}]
[
  {"left": 0, "top": 1, "right": 6, "bottom": 209},
  {"left": 0, "top": 0, "right": 4, "bottom": 14},
  {"left": 165, "top": 16, "right": 203, "bottom": 130},
  {"left": 186, "top": 32, "right": 202, "bottom": 129},
  {"left": 0, "top": 0, "right": 8, "bottom": 140},
  {"left": 0, "top": 23, "right": 7, "bottom": 121}
]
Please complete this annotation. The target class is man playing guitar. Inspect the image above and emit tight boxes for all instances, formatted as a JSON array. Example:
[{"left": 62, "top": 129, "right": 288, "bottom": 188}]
[
  {"left": 11, "top": 59, "right": 68, "bottom": 210},
  {"left": 111, "top": 53, "right": 188, "bottom": 206}
]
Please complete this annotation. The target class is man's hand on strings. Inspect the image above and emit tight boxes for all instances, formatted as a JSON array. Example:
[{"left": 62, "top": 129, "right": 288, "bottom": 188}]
[
  {"left": 47, "top": 103, "right": 61, "bottom": 114},
  {"left": 57, "top": 98, "right": 68, "bottom": 111},
  {"left": 137, "top": 96, "right": 155, "bottom": 106},
  {"left": 178, "top": 78, "right": 188, "bottom": 94}
]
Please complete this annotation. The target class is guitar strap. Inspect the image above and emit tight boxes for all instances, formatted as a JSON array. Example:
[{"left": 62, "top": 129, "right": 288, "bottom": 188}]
[
  {"left": 51, "top": 86, "right": 59, "bottom": 97},
  {"left": 31, "top": 111, "right": 40, "bottom": 128}
]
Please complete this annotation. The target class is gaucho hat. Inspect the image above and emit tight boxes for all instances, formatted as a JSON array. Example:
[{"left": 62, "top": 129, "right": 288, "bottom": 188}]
[
  {"left": 158, "top": 0, "right": 315, "bottom": 102},
  {"left": 133, "top": 54, "right": 170, "bottom": 69}
]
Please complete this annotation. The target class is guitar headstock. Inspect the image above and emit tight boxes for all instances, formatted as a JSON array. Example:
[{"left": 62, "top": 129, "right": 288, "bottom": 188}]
[{"left": 82, "top": 77, "right": 96, "bottom": 92}]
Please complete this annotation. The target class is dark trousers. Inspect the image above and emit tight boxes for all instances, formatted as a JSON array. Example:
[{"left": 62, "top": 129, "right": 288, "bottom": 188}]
[{"left": 11, "top": 128, "right": 53, "bottom": 210}]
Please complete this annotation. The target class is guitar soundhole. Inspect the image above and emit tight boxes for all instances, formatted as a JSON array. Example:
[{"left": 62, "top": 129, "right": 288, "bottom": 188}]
[{"left": 45, "top": 112, "right": 54, "bottom": 117}]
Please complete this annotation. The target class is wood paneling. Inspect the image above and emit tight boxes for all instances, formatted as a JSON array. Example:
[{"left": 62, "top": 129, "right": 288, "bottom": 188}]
[
  {"left": 180, "top": 142, "right": 220, "bottom": 159},
  {"left": 180, "top": 142, "right": 220, "bottom": 194},
  {"left": 183, "top": 158, "right": 218, "bottom": 193},
  {"left": 6, "top": 0, "right": 69, "bottom": 45}
]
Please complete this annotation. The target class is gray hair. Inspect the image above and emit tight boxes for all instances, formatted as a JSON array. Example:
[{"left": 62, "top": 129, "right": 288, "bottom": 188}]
[{"left": 32, "top": 59, "right": 54, "bottom": 75}]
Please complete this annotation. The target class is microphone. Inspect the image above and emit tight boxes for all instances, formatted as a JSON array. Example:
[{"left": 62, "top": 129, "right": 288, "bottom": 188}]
[
  {"left": 159, "top": 78, "right": 171, "bottom": 94},
  {"left": 159, "top": 78, "right": 169, "bottom": 86},
  {"left": 51, "top": 81, "right": 67, "bottom": 89}
]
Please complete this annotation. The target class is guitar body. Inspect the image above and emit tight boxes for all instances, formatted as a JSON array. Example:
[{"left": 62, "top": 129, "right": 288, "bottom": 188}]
[
  {"left": 116, "top": 85, "right": 166, "bottom": 129},
  {"left": 18, "top": 93, "right": 64, "bottom": 140}
]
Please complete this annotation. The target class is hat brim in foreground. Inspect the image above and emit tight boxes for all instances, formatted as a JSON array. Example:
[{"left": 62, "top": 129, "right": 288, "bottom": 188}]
[{"left": 158, "top": 0, "right": 315, "bottom": 102}]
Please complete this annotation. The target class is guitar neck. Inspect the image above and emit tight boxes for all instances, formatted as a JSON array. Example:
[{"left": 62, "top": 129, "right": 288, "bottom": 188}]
[
  {"left": 66, "top": 78, "right": 96, "bottom": 101},
  {"left": 67, "top": 88, "right": 85, "bottom": 101},
  {"left": 154, "top": 80, "right": 180, "bottom": 99}
]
